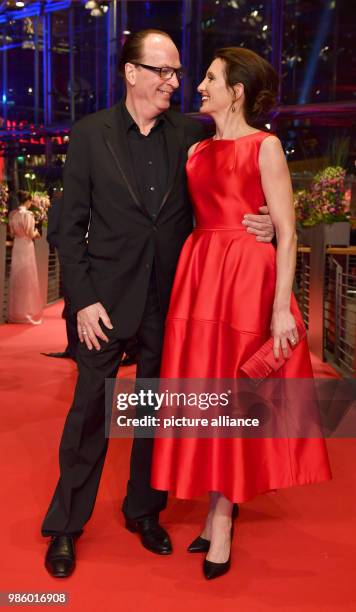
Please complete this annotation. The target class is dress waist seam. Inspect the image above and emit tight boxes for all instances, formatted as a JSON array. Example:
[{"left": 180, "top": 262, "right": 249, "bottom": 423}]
[{"left": 194, "top": 227, "right": 245, "bottom": 231}]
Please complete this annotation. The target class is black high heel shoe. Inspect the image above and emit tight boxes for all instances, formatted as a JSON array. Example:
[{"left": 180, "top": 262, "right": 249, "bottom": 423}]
[
  {"left": 187, "top": 535, "right": 210, "bottom": 553},
  {"left": 203, "top": 525, "right": 233, "bottom": 580},
  {"left": 187, "top": 503, "right": 238, "bottom": 553}
]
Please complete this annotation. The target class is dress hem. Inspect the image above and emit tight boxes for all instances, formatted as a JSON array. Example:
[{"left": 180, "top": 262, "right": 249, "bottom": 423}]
[{"left": 151, "top": 474, "right": 332, "bottom": 505}]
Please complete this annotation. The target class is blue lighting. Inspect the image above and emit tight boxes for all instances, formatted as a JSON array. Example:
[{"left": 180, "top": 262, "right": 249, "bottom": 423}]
[
  {"left": 180, "top": 0, "right": 189, "bottom": 113},
  {"left": 0, "top": 43, "right": 24, "bottom": 52},
  {"left": 0, "top": 2, "right": 41, "bottom": 24},
  {"left": 2, "top": 94, "right": 6, "bottom": 103},
  {"left": 0, "top": 1, "right": 71, "bottom": 24},
  {"left": 298, "top": 4, "right": 333, "bottom": 104},
  {"left": 45, "top": 1, "right": 72, "bottom": 14}
]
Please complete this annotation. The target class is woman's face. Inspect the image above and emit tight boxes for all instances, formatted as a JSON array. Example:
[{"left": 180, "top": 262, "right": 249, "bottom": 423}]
[{"left": 198, "top": 58, "right": 237, "bottom": 115}]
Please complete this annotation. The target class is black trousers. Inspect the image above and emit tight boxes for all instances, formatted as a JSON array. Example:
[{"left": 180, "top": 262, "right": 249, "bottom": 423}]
[
  {"left": 62, "top": 295, "right": 79, "bottom": 359},
  {"left": 41, "top": 276, "right": 167, "bottom": 536}
]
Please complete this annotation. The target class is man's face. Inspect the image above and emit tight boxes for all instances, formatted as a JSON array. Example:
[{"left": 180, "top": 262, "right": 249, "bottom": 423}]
[{"left": 126, "top": 34, "right": 181, "bottom": 116}]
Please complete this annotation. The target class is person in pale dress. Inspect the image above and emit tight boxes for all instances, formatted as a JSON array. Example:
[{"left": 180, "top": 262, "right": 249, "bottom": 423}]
[{"left": 8, "top": 190, "right": 43, "bottom": 325}]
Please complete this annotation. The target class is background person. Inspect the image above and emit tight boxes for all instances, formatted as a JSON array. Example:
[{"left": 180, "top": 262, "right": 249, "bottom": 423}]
[{"left": 8, "top": 190, "right": 43, "bottom": 325}]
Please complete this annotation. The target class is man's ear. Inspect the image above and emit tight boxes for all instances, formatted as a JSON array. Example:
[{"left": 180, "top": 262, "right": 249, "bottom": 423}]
[{"left": 125, "top": 63, "right": 137, "bottom": 86}]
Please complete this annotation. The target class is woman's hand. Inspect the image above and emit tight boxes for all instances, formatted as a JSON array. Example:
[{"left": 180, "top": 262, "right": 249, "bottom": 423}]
[{"left": 271, "top": 308, "right": 299, "bottom": 359}]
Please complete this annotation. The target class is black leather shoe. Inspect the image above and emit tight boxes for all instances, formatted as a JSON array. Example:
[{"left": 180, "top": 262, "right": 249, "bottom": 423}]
[
  {"left": 187, "top": 504, "right": 239, "bottom": 553},
  {"left": 125, "top": 517, "right": 172, "bottom": 555},
  {"left": 45, "top": 535, "right": 76, "bottom": 578},
  {"left": 42, "top": 351, "right": 75, "bottom": 361}
]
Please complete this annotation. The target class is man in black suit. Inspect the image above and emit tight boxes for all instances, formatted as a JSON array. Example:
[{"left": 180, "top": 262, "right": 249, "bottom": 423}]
[{"left": 42, "top": 29, "right": 274, "bottom": 577}]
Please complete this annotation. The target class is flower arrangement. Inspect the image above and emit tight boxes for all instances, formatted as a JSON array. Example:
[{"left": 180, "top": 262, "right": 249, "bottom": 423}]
[
  {"left": 30, "top": 191, "right": 51, "bottom": 224},
  {"left": 0, "top": 182, "right": 9, "bottom": 224},
  {"left": 294, "top": 166, "right": 350, "bottom": 227}
]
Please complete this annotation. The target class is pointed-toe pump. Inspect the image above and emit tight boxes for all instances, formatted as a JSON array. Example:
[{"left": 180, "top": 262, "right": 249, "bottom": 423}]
[
  {"left": 187, "top": 503, "right": 239, "bottom": 553},
  {"left": 203, "top": 524, "right": 234, "bottom": 581},
  {"left": 203, "top": 555, "right": 231, "bottom": 580},
  {"left": 187, "top": 535, "right": 210, "bottom": 553}
]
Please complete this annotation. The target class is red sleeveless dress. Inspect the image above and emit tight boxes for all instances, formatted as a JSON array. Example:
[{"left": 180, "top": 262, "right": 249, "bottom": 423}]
[{"left": 151, "top": 132, "right": 331, "bottom": 502}]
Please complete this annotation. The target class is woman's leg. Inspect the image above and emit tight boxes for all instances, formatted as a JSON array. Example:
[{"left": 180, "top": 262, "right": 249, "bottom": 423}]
[
  {"left": 200, "top": 492, "right": 218, "bottom": 540},
  {"left": 206, "top": 493, "right": 233, "bottom": 563}
]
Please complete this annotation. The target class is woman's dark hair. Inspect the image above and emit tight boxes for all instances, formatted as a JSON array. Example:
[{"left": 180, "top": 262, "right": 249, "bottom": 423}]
[
  {"left": 214, "top": 47, "right": 279, "bottom": 122},
  {"left": 17, "top": 190, "right": 31, "bottom": 205},
  {"left": 118, "top": 29, "right": 174, "bottom": 77}
]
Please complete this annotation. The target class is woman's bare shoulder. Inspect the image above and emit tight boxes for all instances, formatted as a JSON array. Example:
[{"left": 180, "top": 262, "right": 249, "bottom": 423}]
[
  {"left": 188, "top": 141, "right": 200, "bottom": 159},
  {"left": 188, "top": 138, "right": 210, "bottom": 159},
  {"left": 259, "top": 134, "right": 285, "bottom": 162}
]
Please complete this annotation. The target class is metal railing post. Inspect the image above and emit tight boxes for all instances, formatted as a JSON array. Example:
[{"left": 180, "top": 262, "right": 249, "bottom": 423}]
[
  {"left": 333, "top": 257, "right": 343, "bottom": 362},
  {"left": 307, "top": 226, "right": 326, "bottom": 360}
]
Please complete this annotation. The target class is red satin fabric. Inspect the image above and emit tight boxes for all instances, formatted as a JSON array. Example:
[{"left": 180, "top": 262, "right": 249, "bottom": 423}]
[{"left": 151, "top": 132, "right": 331, "bottom": 502}]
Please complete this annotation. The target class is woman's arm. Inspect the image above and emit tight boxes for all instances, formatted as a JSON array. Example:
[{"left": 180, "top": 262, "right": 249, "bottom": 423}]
[
  {"left": 259, "top": 136, "right": 299, "bottom": 358},
  {"left": 26, "top": 210, "right": 39, "bottom": 239},
  {"left": 8, "top": 211, "right": 15, "bottom": 238}
]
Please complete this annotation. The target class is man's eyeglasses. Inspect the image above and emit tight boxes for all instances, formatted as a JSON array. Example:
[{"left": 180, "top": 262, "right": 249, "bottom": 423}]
[{"left": 132, "top": 63, "right": 184, "bottom": 81}]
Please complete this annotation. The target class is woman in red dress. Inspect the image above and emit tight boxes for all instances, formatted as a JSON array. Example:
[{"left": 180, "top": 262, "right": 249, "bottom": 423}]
[{"left": 151, "top": 48, "right": 331, "bottom": 579}]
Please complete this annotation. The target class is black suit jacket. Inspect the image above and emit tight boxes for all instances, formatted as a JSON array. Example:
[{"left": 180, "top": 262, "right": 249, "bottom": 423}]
[
  {"left": 58, "top": 100, "right": 206, "bottom": 337},
  {"left": 47, "top": 194, "right": 63, "bottom": 250}
]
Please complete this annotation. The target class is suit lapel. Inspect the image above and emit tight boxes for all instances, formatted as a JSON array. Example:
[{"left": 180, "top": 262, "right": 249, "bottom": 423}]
[
  {"left": 157, "top": 116, "right": 183, "bottom": 215},
  {"left": 103, "top": 103, "right": 149, "bottom": 215}
]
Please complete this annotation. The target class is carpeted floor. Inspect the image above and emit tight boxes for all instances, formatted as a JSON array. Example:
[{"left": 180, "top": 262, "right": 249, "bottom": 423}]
[{"left": 1, "top": 302, "right": 355, "bottom": 611}]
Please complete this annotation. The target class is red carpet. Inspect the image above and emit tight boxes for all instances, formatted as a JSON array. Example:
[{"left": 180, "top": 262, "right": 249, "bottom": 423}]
[{"left": 1, "top": 302, "right": 355, "bottom": 611}]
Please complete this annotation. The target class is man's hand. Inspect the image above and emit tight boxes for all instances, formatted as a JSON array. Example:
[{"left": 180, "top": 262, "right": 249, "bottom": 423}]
[
  {"left": 77, "top": 302, "right": 113, "bottom": 350},
  {"left": 242, "top": 205, "right": 275, "bottom": 242}
]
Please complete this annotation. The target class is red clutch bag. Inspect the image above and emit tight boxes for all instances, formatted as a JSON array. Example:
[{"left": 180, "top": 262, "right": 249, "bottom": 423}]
[{"left": 240, "top": 324, "right": 306, "bottom": 381}]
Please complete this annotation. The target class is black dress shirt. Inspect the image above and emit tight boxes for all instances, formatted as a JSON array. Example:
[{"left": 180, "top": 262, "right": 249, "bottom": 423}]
[{"left": 121, "top": 102, "right": 168, "bottom": 218}]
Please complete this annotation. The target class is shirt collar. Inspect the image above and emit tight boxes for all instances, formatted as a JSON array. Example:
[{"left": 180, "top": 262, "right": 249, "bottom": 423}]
[{"left": 121, "top": 101, "right": 166, "bottom": 134}]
